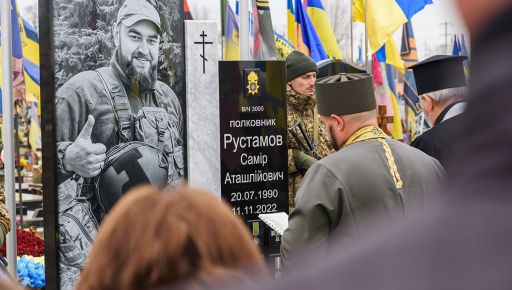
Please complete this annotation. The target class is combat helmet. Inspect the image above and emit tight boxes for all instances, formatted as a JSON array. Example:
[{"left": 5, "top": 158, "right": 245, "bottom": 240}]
[{"left": 95, "top": 141, "right": 169, "bottom": 213}]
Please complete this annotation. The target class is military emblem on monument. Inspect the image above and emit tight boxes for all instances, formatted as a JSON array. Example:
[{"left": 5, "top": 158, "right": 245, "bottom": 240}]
[
  {"left": 247, "top": 71, "right": 260, "bottom": 96},
  {"left": 244, "top": 68, "right": 264, "bottom": 98}
]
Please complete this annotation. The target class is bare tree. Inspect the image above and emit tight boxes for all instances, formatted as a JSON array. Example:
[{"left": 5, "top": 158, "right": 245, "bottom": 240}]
[{"left": 323, "top": 0, "right": 351, "bottom": 61}]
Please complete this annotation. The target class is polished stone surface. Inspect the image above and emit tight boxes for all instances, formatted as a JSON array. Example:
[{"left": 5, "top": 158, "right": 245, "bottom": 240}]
[{"left": 185, "top": 21, "right": 220, "bottom": 197}]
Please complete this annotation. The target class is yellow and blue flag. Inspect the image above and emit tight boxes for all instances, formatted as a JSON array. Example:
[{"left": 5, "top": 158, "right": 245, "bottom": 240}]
[
  {"left": 224, "top": 3, "right": 240, "bottom": 60},
  {"left": 353, "top": 0, "right": 431, "bottom": 54},
  {"left": 288, "top": 0, "right": 327, "bottom": 62},
  {"left": 460, "top": 34, "right": 470, "bottom": 62},
  {"left": 385, "top": 64, "right": 404, "bottom": 140},
  {"left": 21, "top": 18, "right": 40, "bottom": 107},
  {"left": 0, "top": 0, "right": 41, "bottom": 146},
  {"left": 21, "top": 18, "right": 39, "bottom": 65},
  {"left": 306, "top": 0, "right": 342, "bottom": 59},
  {"left": 395, "top": 0, "right": 432, "bottom": 19},
  {"left": 459, "top": 34, "right": 470, "bottom": 74},
  {"left": 0, "top": 0, "right": 25, "bottom": 112},
  {"left": 353, "top": 0, "right": 406, "bottom": 53},
  {"left": 376, "top": 38, "right": 405, "bottom": 74},
  {"left": 287, "top": 0, "right": 297, "bottom": 47}
]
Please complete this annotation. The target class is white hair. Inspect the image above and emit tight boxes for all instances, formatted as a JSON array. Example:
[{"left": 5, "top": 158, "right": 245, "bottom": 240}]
[{"left": 426, "top": 86, "right": 468, "bottom": 104}]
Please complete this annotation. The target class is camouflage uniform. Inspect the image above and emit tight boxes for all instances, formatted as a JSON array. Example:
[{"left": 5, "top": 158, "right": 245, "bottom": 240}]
[
  {"left": 0, "top": 186, "right": 11, "bottom": 243},
  {"left": 287, "top": 85, "right": 333, "bottom": 208}
]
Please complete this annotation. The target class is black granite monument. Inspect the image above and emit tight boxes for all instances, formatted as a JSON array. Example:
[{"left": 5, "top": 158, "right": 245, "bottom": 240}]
[{"left": 219, "top": 61, "right": 288, "bottom": 256}]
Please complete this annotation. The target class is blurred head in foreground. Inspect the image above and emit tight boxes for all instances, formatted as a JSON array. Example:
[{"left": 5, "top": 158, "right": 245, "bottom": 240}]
[
  {"left": 0, "top": 278, "right": 23, "bottom": 290},
  {"left": 76, "top": 186, "right": 266, "bottom": 290}
]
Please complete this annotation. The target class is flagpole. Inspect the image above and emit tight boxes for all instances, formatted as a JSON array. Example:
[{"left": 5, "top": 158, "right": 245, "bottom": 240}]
[
  {"left": 364, "top": 0, "right": 371, "bottom": 74},
  {"left": 1, "top": 0, "right": 19, "bottom": 276},
  {"left": 350, "top": 0, "right": 353, "bottom": 62},
  {"left": 239, "top": 0, "right": 251, "bottom": 60}
]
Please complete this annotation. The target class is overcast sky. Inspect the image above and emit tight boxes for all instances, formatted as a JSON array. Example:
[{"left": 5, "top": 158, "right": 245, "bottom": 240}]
[
  {"left": 19, "top": 0, "right": 469, "bottom": 60},
  {"left": 188, "top": 0, "right": 469, "bottom": 60}
]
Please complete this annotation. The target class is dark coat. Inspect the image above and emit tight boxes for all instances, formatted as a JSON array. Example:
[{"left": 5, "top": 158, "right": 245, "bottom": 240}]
[
  {"left": 282, "top": 137, "right": 445, "bottom": 264},
  {"left": 411, "top": 103, "right": 466, "bottom": 167}
]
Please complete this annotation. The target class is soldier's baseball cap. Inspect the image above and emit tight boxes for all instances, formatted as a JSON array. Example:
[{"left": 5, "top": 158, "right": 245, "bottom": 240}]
[{"left": 116, "top": 0, "right": 162, "bottom": 34}]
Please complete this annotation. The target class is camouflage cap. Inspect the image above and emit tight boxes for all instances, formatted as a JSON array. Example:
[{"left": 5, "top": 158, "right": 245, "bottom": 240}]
[
  {"left": 315, "top": 73, "right": 376, "bottom": 116},
  {"left": 117, "top": 0, "right": 162, "bottom": 34}
]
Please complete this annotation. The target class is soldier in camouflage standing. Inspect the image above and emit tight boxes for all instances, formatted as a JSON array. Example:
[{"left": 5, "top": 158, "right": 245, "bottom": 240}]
[
  {"left": 0, "top": 186, "right": 11, "bottom": 250},
  {"left": 286, "top": 51, "right": 333, "bottom": 208}
]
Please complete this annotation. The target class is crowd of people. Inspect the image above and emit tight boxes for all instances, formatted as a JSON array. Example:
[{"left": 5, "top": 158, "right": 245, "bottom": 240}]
[{"left": 2, "top": 0, "right": 512, "bottom": 288}]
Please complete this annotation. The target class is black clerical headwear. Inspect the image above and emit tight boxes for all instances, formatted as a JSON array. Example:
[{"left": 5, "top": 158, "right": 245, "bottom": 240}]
[
  {"left": 409, "top": 55, "right": 467, "bottom": 95},
  {"left": 315, "top": 73, "right": 376, "bottom": 116}
]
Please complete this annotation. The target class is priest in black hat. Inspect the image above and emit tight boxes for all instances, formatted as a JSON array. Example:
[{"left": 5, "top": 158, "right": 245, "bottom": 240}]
[
  {"left": 281, "top": 73, "right": 446, "bottom": 265},
  {"left": 410, "top": 55, "right": 468, "bottom": 167}
]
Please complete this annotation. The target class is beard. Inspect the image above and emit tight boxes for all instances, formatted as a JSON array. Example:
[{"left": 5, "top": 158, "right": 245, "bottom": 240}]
[
  {"left": 125, "top": 51, "right": 158, "bottom": 93},
  {"left": 329, "top": 125, "right": 340, "bottom": 151}
]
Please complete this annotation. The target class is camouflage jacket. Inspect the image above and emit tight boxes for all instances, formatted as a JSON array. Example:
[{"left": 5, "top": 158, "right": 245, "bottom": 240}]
[
  {"left": 0, "top": 186, "right": 11, "bottom": 235},
  {"left": 287, "top": 86, "right": 333, "bottom": 207}
]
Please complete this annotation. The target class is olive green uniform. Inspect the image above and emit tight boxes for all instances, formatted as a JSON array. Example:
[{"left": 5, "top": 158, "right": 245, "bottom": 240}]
[{"left": 287, "top": 85, "right": 333, "bottom": 208}]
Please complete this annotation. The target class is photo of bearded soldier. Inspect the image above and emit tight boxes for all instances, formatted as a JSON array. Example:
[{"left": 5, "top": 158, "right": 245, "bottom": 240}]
[{"left": 54, "top": 0, "right": 184, "bottom": 288}]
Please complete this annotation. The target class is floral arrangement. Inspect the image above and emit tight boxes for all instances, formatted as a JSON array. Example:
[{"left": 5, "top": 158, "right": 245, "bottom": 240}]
[
  {"left": 0, "top": 228, "right": 44, "bottom": 257},
  {"left": 17, "top": 255, "right": 45, "bottom": 288}
]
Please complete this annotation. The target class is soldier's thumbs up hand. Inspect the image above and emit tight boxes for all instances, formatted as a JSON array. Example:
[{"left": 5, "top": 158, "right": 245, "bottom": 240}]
[
  {"left": 63, "top": 115, "right": 107, "bottom": 178},
  {"left": 77, "top": 114, "right": 95, "bottom": 140}
]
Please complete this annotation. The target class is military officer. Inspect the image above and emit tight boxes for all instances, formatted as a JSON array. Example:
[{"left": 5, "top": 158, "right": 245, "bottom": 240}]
[
  {"left": 281, "top": 73, "right": 446, "bottom": 264},
  {"left": 410, "top": 55, "right": 468, "bottom": 167}
]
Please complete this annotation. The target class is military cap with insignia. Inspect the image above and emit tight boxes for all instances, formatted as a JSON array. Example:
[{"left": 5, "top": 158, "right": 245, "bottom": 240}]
[
  {"left": 315, "top": 73, "right": 376, "bottom": 116},
  {"left": 409, "top": 55, "right": 467, "bottom": 95}
]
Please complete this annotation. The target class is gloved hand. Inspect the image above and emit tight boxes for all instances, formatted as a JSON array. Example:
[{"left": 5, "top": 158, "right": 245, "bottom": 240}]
[{"left": 293, "top": 150, "right": 317, "bottom": 176}]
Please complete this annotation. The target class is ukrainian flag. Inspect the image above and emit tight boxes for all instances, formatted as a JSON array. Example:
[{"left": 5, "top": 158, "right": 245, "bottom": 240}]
[
  {"left": 21, "top": 18, "right": 41, "bottom": 106},
  {"left": 306, "top": 0, "right": 341, "bottom": 60},
  {"left": 353, "top": 0, "right": 431, "bottom": 54},
  {"left": 376, "top": 38, "right": 405, "bottom": 74},
  {"left": 0, "top": 0, "right": 41, "bottom": 147},
  {"left": 459, "top": 34, "right": 470, "bottom": 75},
  {"left": 385, "top": 64, "right": 404, "bottom": 140},
  {"left": 287, "top": 0, "right": 297, "bottom": 50},
  {"left": 0, "top": 0, "right": 25, "bottom": 111},
  {"left": 224, "top": 3, "right": 240, "bottom": 60},
  {"left": 288, "top": 0, "right": 327, "bottom": 62}
]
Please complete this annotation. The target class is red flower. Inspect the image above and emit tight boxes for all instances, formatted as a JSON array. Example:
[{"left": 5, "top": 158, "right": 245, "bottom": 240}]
[{"left": 0, "top": 228, "right": 44, "bottom": 257}]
